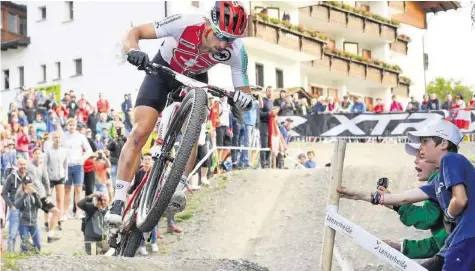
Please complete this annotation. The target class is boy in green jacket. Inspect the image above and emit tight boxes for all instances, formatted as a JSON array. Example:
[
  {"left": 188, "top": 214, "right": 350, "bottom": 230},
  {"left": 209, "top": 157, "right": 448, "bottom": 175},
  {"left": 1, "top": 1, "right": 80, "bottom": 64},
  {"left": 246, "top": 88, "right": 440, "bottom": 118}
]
[{"left": 379, "top": 142, "right": 448, "bottom": 259}]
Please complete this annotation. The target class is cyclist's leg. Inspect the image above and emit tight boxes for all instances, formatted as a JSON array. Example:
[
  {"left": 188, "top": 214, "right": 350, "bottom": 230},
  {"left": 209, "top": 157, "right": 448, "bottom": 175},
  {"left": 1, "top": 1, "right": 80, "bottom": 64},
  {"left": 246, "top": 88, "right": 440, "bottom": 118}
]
[{"left": 106, "top": 59, "right": 171, "bottom": 224}]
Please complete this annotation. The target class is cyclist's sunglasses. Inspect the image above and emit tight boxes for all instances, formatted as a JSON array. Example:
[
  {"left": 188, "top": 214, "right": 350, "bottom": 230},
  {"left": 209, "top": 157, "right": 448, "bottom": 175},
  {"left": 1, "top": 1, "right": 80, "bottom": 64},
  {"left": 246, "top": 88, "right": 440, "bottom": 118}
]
[{"left": 213, "top": 30, "right": 236, "bottom": 44}]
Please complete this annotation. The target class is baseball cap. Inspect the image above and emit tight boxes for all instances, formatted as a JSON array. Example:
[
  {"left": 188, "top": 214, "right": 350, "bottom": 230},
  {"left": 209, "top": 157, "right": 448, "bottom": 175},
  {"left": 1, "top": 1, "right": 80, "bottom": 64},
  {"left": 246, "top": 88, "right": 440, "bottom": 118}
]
[
  {"left": 285, "top": 118, "right": 294, "bottom": 123},
  {"left": 405, "top": 142, "right": 420, "bottom": 157},
  {"left": 407, "top": 119, "right": 463, "bottom": 146},
  {"left": 22, "top": 175, "right": 33, "bottom": 184}
]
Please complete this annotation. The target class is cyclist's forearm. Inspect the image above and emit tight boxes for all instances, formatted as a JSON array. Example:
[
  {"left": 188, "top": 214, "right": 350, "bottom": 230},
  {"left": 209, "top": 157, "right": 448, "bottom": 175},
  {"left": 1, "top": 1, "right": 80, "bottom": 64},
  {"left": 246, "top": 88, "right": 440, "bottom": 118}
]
[{"left": 123, "top": 28, "right": 141, "bottom": 53}]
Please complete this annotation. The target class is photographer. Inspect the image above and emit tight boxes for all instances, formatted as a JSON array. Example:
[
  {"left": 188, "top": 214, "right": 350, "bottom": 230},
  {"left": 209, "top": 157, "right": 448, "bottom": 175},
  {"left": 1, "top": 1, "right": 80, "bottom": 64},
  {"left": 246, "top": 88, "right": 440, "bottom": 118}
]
[
  {"left": 77, "top": 191, "right": 109, "bottom": 255},
  {"left": 15, "top": 175, "right": 42, "bottom": 252}
]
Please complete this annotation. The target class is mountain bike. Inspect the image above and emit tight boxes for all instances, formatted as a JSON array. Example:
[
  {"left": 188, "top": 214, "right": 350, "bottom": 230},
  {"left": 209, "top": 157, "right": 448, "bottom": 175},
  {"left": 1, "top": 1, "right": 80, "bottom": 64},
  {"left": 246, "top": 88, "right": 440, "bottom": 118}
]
[{"left": 108, "top": 62, "right": 251, "bottom": 257}]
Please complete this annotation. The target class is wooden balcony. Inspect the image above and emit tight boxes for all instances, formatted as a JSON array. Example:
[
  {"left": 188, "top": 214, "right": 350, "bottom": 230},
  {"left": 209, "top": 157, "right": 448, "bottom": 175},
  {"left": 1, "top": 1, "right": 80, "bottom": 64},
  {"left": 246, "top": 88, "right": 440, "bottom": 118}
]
[
  {"left": 299, "top": 3, "right": 399, "bottom": 44},
  {"left": 390, "top": 36, "right": 409, "bottom": 55},
  {"left": 306, "top": 50, "right": 400, "bottom": 87},
  {"left": 245, "top": 16, "right": 327, "bottom": 61}
]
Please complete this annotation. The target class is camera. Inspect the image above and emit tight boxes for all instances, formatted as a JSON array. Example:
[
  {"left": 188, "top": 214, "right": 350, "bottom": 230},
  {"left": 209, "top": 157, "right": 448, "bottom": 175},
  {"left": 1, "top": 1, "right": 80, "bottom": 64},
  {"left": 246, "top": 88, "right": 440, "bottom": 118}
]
[{"left": 97, "top": 152, "right": 103, "bottom": 159}]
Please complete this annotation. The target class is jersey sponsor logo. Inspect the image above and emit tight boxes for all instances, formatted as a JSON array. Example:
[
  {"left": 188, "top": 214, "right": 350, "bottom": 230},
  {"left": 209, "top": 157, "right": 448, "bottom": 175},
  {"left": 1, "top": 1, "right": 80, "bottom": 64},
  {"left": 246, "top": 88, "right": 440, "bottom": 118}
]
[
  {"left": 179, "top": 38, "right": 195, "bottom": 50},
  {"left": 155, "top": 14, "right": 182, "bottom": 29},
  {"left": 211, "top": 49, "right": 232, "bottom": 62}
]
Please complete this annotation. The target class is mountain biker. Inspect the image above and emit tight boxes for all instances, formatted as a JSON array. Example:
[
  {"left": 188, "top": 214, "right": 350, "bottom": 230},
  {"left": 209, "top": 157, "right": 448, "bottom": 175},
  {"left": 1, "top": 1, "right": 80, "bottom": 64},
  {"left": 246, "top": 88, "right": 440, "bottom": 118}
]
[{"left": 105, "top": 1, "right": 253, "bottom": 224}]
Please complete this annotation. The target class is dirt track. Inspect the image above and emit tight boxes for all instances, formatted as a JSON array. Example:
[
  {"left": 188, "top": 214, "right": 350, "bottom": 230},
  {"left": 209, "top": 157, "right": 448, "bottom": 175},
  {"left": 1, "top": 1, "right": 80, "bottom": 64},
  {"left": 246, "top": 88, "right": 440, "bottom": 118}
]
[{"left": 8, "top": 143, "right": 475, "bottom": 271}]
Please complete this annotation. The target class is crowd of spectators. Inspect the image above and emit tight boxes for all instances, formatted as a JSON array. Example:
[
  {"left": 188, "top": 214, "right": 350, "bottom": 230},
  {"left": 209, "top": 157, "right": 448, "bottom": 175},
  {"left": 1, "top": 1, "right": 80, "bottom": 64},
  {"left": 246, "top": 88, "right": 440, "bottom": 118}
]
[{"left": 0, "top": 84, "right": 319, "bottom": 256}]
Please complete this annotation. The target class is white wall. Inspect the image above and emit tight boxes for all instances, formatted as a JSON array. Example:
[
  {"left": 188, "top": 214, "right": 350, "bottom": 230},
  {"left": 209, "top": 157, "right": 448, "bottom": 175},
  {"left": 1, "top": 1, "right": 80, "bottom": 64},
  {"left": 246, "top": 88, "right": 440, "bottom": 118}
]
[{"left": 389, "top": 24, "right": 426, "bottom": 100}]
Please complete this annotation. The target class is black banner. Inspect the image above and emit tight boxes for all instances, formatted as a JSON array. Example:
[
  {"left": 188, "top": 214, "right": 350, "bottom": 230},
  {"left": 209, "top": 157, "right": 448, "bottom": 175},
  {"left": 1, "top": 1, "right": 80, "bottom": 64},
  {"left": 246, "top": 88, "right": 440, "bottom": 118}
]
[{"left": 278, "top": 110, "right": 475, "bottom": 138}]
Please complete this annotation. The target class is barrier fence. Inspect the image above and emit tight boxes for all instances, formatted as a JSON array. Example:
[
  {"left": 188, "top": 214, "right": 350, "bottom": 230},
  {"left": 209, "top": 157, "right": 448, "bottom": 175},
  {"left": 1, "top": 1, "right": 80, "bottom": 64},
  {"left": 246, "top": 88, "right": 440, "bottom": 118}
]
[{"left": 278, "top": 109, "right": 475, "bottom": 139}]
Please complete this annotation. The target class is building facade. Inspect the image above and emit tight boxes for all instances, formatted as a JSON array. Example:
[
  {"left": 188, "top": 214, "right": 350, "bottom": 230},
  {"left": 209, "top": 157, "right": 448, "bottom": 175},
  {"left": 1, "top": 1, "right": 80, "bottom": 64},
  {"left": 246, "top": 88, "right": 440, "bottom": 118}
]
[{"left": 1, "top": 1, "right": 460, "bottom": 111}]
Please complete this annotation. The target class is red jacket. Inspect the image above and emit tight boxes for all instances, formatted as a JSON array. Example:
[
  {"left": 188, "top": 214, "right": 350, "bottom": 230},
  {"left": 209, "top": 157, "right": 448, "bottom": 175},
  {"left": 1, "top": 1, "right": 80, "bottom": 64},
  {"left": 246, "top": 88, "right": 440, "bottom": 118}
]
[
  {"left": 390, "top": 102, "right": 403, "bottom": 112},
  {"left": 373, "top": 104, "right": 384, "bottom": 113},
  {"left": 16, "top": 133, "right": 29, "bottom": 152},
  {"left": 76, "top": 108, "right": 89, "bottom": 123},
  {"left": 97, "top": 99, "right": 110, "bottom": 113}
]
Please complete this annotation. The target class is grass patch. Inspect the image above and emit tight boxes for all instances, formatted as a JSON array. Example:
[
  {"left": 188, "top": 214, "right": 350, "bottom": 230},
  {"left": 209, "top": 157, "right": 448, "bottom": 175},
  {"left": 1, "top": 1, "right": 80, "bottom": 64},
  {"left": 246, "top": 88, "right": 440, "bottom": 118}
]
[
  {"left": 160, "top": 247, "right": 169, "bottom": 254},
  {"left": 2, "top": 250, "right": 51, "bottom": 271},
  {"left": 175, "top": 174, "right": 230, "bottom": 221}
]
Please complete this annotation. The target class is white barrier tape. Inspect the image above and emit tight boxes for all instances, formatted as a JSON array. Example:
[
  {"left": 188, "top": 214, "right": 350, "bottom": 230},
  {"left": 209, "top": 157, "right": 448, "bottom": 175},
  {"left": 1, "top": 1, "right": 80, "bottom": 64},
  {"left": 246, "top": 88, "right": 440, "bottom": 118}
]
[
  {"left": 188, "top": 146, "right": 218, "bottom": 179},
  {"left": 325, "top": 206, "right": 426, "bottom": 271}
]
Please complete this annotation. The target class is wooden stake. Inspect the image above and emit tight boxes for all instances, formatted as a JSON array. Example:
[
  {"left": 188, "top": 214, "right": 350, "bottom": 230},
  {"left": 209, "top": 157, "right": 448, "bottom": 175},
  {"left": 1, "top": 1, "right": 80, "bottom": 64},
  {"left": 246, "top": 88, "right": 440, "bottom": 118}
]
[{"left": 321, "top": 141, "right": 347, "bottom": 271}]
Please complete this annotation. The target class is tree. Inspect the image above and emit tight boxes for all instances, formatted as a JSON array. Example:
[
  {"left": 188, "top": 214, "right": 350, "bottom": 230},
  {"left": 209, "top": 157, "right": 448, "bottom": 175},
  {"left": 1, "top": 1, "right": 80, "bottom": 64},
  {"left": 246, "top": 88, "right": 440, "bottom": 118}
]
[{"left": 426, "top": 77, "right": 474, "bottom": 103}]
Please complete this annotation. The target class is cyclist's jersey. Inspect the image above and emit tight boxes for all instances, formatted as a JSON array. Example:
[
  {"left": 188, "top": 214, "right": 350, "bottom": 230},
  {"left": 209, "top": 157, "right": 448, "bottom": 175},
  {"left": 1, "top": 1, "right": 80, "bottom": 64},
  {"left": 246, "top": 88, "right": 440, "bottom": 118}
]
[{"left": 153, "top": 13, "right": 249, "bottom": 87}]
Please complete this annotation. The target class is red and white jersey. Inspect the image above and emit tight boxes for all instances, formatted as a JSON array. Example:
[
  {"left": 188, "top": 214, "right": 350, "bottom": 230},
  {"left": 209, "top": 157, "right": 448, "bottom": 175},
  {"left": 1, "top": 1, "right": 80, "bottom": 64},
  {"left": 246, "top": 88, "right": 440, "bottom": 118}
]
[{"left": 153, "top": 13, "right": 249, "bottom": 87}]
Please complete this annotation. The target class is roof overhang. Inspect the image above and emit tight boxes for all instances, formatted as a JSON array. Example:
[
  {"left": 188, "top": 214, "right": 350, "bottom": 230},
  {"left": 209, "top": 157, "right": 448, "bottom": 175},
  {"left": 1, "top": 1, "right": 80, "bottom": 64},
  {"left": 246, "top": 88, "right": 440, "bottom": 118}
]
[
  {"left": 1, "top": 37, "right": 31, "bottom": 51},
  {"left": 418, "top": 1, "right": 461, "bottom": 14},
  {"left": 1, "top": 1, "right": 27, "bottom": 12}
]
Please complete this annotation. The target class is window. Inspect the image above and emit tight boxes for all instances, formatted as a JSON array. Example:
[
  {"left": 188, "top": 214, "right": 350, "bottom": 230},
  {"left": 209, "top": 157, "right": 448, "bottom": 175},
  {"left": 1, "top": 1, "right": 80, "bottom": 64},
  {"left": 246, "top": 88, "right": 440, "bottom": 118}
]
[
  {"left": 254, "top": 6, "right": 280, "bottom": 19},
  {"left": 275, "top": 69, "right": 283, "bottom": 89},
  {"left": 343, "top": 42, "right": 359, "bottom": 55},
  {"left": 74, "top": 58, "right": 83, "bottom": 75},
  {"left": 40, "top": 65, "right": 47, "bottom": 82},
  {"left": 39, "top": 6, "right": 47, "bottom": 20},
  {"left": 191, "top": 1, "right": 199, "bottom": 8},
  {"left": 3, "top": 70, "right": 10, "bottom": 90},
  {"left": 362, "top": 49, "right": 372, "bottom": 59},
  {"left": 423, "top": 53, "right": 429, "bottom": 70},
  {"left": 55, "top": 62, "right": 61, "bottom": 79},
  {"left": 255, "top": 63, "right": 264, "bottom": 87},
  {"left": 18, "top": 67, "right": 24, "bottom": 87},
  {"left": 8, "top": 13, "right": 17, "bottom": 33},
  {"left": 19, "top": 17, "right": 27, "bottom": 36},
  {"left": 65, "top": 1, "right": 74, "bottom": 20},
  {"left": 310, "top": 86, "right": 323, "bottom": 97}
]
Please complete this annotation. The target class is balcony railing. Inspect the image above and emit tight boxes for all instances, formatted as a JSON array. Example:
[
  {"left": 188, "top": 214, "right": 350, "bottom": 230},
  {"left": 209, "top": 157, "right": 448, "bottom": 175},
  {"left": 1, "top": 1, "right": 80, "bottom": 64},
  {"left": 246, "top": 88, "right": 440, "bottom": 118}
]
[
  {"left": 390, "top": 35, "right": 411, "bottom": 55},
  {"left": 299, "top": 2, "right": 399, "bottom": 42},
  {"left": 308, "top": 49, "right": 401, "bottom": 86},
  {"left": 246, "top": 15, "right": 328, "bottom": 59}
]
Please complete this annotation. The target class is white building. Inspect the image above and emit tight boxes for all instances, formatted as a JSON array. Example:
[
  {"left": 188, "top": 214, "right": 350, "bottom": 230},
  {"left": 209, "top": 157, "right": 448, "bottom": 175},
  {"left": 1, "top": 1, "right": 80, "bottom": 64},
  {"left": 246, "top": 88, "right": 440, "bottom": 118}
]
[{"left": 1, "top": 1, "right": 460, "bottom": 111}]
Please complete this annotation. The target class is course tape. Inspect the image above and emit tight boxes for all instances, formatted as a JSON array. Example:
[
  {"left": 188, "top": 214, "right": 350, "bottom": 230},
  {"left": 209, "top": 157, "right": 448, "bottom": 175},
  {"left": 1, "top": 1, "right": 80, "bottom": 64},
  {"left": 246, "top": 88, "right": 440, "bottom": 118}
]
[{"left": 325, "top": 206, "right": 427, "bottom": 271}]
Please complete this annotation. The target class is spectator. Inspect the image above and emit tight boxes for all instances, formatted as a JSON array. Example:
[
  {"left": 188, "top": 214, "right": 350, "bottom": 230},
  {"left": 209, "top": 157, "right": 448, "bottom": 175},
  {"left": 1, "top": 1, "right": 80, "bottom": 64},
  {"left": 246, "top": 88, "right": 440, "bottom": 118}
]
[
  {"left": 33, "top": 113, "right": 47, "bottom": 138},
  {"left": 230, "top": 100, "right": 244, "bottom": 168},
  {"left": 215, "top": 97, "right": 232, "bottom": 173},
  {"left": 260, "top": 87, "right": 277, "bottom": 168},
  {"left": 420, "top": 94, "right": 430, "bottom": 111},
  {"left": 427, "top": 93, "right": 440, "bottom": 110},
  {"left": 279, "top": 118, "right": 293, "bottom": 144},
  {"left": 300, "top": 98, "right": 309, "bottom": 116},
  {"left": 121, "top": 94, "right": 133, "bottom": 116},
  {"left": 44, "top": 110, "right": 58, "bottom": 133},
  {"left": 292, "top": 94, "right": 302, "bottom": 115},
  {"left": 282, "top": 12, "right": 290, "bottom": 22},
  {"left": 296, "top": 153, "right": 306, "bottom": 169},
  {"left": 441, "top": 94, "right": 453, "bottom": 110},
  {"left": 452, "top": 93, "right": 466, "bottom": 109},
  {"left": 2, "top": 158, "right": 27, "bottom": 252},
  {"left": 94, "top": 134, "right": 104, "bottom": 150},
  {"left": 2, "top": 140, "right": 17, "bottom": 180},
  {"left": 96, "top": 113, "right": 110, "bottom": 137},
  {"left": 326, "top": 97, "right": 339, "bottom": 113},
  {"left": 16, "top": 126, "right": 29, "bottom": 159},
  {"left": 96, "top": 93, "right": 110, "bottom": 113},
  {"left": 23, "top": 99, "right": 37, "bottom": 124},
  {"left": 15, "top": 175, "right": 42, "bottom": 252},
  {"left": 280, "top": 95, "right": 295, "bottom": 116},
  {"left": 373, "top": 98, "right": 384, "bottom": 113},
  {"left": 339, "top": 96, "right": 352, "bottom": 113},
  {"left": 311, "top": 96, "right": 327, "bottom": 114},
  {"left": 350, "top": 96, "right": 366, "bottom": 113},
  {"left": 390, "top": 95, "right": 403, "bottom": 112},
  {"left": 78, "top": 93, "right": 91, "bottom": 109},
  {"left": 241, "top": 93, "right": 259, "bottom": 169},
  {"left": 61, "top": 118, "right": 93, "bottom": 219},
  {"left": 273, "top": 89, "right": 286, "bottom": 110},
  {"left": 76, "top": 102, "right": 89, "bottom": 124},
  {"left": 77, "top": 191, "right": 109, "bottom": 255},
  {"left": 67, "top": 96, "right": 79, "bottom": 119},
  {"left": 87, "top": 106, "right": 99, "bottom": 138},
  {"left": 406, "top": 96, "right": 420, "bottom": 113},
  {"left": 44, "top": 132, "right": 68, "bottom": 227},
  {"left": 305, "top": 151, "right": 317, "bottom": 168},
  {"left": 470, "top": 94, "right": 475, "bottom": 108},
  {"left": 107, "top": 128, "right": 126, "bottom": 187},
  {"left": 17, "top": 110, "right": 28, "bottom": 127},
  {"left": 27, "top": 147, "right": 61, "bottom": 242}
]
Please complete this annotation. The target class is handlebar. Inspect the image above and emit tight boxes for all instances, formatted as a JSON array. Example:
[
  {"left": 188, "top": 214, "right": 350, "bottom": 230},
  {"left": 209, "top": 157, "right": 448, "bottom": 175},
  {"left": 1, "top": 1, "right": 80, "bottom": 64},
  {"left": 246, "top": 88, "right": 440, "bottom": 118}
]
[{"left": 144, "top": 62, "right": 253, "bottom": 110}]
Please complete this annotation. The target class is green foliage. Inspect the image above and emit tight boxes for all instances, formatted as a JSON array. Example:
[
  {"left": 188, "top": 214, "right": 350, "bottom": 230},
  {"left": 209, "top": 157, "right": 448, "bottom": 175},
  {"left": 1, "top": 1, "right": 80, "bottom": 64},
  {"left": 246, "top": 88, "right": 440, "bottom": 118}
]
[{"left": 426, "top": 77, "right": 474, "bottom": 103}]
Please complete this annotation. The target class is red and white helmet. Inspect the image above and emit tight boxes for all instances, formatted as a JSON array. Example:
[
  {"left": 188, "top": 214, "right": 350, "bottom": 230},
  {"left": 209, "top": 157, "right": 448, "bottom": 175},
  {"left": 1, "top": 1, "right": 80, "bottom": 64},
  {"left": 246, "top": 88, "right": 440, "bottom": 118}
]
[{"left": 209, "top": 1, "right": 248, "bottom": 40}]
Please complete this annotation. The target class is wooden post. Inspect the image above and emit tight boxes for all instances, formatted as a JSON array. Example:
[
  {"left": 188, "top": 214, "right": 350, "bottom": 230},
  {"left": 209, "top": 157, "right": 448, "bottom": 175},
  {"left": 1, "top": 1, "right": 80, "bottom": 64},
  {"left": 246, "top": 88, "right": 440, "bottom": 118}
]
[{"left": 321, "top": 140, "right": 347, "bottom": 271}]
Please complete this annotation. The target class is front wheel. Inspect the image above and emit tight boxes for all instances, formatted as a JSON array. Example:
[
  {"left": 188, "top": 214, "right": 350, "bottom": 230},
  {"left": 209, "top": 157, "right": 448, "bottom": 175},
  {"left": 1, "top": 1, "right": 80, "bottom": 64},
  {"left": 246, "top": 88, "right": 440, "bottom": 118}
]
[
  {"left": 113, "top": 225, "right": 143, "bottom": 257},
  {"left": 136, "top": 88, "right": 208, "bottom": 232}
]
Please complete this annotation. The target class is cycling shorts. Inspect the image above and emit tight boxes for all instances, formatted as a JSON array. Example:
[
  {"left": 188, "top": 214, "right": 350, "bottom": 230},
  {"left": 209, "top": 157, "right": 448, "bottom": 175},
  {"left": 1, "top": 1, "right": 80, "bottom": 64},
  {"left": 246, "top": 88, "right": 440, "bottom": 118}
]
[{"left": 135, "top": 51, "right": 209, "bottom": 113}]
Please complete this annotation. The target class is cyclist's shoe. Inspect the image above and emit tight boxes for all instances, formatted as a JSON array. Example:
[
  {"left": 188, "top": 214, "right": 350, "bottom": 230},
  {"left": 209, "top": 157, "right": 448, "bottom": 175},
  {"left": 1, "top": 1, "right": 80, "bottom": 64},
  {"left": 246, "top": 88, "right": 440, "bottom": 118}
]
[
  {"left": 167, "top": 225, "right": 182, "bottom": 233},
  {"left": 105, "top": 200, "right": 125, "bottom": 225}
]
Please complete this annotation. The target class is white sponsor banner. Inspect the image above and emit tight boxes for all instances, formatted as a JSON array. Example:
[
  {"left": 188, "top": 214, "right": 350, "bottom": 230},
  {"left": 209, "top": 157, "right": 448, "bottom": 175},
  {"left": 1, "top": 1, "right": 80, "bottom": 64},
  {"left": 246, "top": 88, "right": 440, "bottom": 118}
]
[{"left": 325, "top": 206, "right": 427, "bottom": 271}]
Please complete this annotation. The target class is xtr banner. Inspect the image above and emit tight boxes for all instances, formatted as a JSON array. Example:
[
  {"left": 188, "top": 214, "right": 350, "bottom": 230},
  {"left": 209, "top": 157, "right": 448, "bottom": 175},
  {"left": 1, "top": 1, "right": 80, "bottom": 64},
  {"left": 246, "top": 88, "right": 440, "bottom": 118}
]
[{"left": 278, "top": 110, "right": 475, "bottom": 138}]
